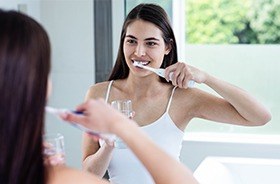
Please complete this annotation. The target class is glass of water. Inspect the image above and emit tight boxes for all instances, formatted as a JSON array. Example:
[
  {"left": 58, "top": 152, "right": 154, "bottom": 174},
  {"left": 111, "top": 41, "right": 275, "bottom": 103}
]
[
  {"left": 43, "top": 133, "right": 65, "bottom": 165},
  {"left": 111, "top": 100, "right": 133, "bottom": 148},
  {"left": 111, "top": 100, "right": 133, "bottom": 119}
]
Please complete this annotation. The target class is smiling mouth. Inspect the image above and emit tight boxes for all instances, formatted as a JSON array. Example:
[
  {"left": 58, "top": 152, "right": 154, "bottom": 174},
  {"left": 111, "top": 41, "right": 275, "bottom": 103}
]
[{"left": 133, "top": 60, "right": 150, "bottom": 66}]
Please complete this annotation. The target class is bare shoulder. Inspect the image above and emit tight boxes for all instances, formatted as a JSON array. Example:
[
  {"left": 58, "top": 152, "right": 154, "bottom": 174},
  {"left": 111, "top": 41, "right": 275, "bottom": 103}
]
[
  {"left": 85, "top": 81, "right": 112, "bottom": 100},
  {"left": 47, "top": 165, "right": 108, "bottom": 184}
]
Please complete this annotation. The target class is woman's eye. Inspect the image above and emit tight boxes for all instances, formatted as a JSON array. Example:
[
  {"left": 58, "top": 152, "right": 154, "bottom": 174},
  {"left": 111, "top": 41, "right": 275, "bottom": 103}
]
[
  {"left": 126, "top": 39, "right": 137, "bottom": 44},
  {"left": 146, "top": 42, "right": 157, "bottom": 46}
]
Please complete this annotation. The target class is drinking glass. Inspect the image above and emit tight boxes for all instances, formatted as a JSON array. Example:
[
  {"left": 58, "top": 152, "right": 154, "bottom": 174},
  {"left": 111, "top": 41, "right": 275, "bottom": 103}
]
[
  {"left": 43, "top": 133, "right": 65, "bottom": 165},
  {"left": 111, "top": 100, "right": 133, "bottom": 119},
  {"left": 111, "top": 100, "right": 133, "bottom": 148}
]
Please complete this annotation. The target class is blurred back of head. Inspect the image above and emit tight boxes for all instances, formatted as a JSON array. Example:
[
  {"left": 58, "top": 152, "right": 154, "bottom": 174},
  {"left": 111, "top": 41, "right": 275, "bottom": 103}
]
[{"left": 0, "top": 9, "right": 51, "bottom": 183}]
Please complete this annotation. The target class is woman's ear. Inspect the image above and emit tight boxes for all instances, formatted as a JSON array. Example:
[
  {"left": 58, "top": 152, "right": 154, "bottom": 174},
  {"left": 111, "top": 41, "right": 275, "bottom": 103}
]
[
  {"left": 165, "top": 39, "right": 173, "bottom": 55},
  {"left": 47, "top": 77, "right": 52, "bottom": 99}
]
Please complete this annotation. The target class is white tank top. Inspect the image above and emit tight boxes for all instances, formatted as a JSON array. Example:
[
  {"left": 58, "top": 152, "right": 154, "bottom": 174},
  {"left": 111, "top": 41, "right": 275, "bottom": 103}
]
[{"left": 104, "top": 81, "right": 184, "bottom": 184}]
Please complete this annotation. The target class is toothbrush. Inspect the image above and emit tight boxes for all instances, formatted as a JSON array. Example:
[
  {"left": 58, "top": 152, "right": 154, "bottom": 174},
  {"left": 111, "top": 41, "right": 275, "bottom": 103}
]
[
  {"left": 133, "top": 62, "right": 195, "bottom": 88},
  {"left": 45, "top": 106, "right": 115, "bottom": 142}
]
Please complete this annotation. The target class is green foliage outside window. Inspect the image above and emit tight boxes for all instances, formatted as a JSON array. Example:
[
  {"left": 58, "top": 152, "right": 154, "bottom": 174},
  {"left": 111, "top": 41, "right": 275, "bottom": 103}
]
[{"left": 186, "top": 0, "right": 280, "bottom": 44}]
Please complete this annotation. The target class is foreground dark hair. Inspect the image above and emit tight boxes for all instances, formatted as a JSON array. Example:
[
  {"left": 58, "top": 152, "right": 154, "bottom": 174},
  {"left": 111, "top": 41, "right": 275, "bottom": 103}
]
[
  {"left": 108, "top": 3, "right": 178, "bottom": 83},
  {"left": 0, "top": 10, "right": 50, "bottom": 183}
]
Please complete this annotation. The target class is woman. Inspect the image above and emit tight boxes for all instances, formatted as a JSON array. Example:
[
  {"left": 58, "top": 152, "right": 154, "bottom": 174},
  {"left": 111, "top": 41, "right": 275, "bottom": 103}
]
[
  {"left": 0, "top": 9, "right": 198, "bottom": 184},
  {"left": 82, "top": 3, "right": 271, "bottom": 184}
]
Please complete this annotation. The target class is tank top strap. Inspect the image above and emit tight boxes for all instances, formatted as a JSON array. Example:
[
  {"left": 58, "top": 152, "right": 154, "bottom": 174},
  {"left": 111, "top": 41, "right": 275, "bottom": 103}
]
[
  {"left": 105, "top": 80, "right": 114, "bottom": 103},
  {"left": 166, "top": 86, "right": 177, "bottom": 113}
]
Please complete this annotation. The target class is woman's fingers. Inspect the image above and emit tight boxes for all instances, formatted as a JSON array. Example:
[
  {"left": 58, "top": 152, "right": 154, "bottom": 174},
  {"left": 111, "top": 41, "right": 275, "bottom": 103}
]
[{"left": 166, "top": 62, "right": 194, "bottom": 88}]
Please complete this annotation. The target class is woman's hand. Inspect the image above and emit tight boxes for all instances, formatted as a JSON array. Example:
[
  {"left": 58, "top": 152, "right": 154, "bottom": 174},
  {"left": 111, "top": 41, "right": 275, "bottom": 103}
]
[
  {"left": 165, "top": 62, "right": 207, "bottom": 88},
  {"left": 43, "top": 141, "right": 65, "bottom": 166},
  {"left": 61, "top": 99, "right": 130, "bottom": 135}
]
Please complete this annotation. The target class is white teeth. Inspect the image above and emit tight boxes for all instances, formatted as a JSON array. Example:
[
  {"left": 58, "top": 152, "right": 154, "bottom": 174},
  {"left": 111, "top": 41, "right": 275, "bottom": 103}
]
[{"left": 134, "top": 60, "right": 149, "bottom": 65}]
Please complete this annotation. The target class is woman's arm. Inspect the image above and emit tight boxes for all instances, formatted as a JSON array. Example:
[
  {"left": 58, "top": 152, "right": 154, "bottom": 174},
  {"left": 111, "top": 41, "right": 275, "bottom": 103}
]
[
  {"left": 202, "top": 74, "right": 271, "bottom": 125},
  {"left": 62, "top": 99, "right": 199, "bottom": 184},
  {"left": 166, "top": 62, "right": 271, "bottom": 126},
  {"left": 48, "top": 165, "right": 109, "bottom": 184},
  {"left": 81, "top": 84, "right": 114, "bottom": 177},
  {"left": 82, "top": 134, "right": 113, "bottom": 177}
]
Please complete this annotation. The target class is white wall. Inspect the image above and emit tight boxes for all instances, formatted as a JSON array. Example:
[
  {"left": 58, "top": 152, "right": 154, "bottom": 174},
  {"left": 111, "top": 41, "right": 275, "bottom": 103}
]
[
  {"left": 112, "top": 0, "right": 125, "bottom": 62},
  {"left": 40, "top": 0, "right": 94, "bottom": 168},
  {"left": 0, "top": 0, "right": 40, "bottom": 19}
]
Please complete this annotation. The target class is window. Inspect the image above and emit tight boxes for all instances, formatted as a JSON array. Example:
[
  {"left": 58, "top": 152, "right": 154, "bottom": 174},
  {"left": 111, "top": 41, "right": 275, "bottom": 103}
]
[{"left": 186, "top": 0, "right": 280, "bottom": 44}]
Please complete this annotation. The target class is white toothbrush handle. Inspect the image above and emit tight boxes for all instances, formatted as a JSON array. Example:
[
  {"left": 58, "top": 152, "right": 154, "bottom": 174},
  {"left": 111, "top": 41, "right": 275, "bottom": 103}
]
[
  {"left": 168, "top": 72, "right": 195, "bottom": 88},
  {"left": 46, "top": 106, "right": 116, "bottom": 142},
  {"left": 136, "top": 65, "right": 195, "bottom": 88},
  {"left": 70, "top": 123, "right": 116, "bottom": 142}
]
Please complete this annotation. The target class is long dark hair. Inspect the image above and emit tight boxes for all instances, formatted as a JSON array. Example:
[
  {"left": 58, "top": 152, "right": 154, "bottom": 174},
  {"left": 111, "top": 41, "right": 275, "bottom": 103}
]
[
  {"left": 0, "top": 10, "right": 51, "bottom": 183},
  {"left": 108, "top": 3, "right": 178, "bottom": 83}
]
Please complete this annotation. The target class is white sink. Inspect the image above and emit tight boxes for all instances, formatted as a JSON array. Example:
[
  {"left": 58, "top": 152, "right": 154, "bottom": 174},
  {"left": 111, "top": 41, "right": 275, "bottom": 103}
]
[{"left": 194, "top": 157, "right": 280, "bottom": 184}]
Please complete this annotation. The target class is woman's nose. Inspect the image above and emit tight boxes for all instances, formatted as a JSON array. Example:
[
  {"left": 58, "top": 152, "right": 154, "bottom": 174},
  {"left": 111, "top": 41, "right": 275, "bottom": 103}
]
[{"left": 134, "top": 44, "right": 146, "bottom": 57}]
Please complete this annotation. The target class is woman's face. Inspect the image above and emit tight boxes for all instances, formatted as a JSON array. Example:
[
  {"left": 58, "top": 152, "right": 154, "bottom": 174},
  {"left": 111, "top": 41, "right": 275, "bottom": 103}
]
[{"left": 123, "top": 19, "right": 170, "bottom": 77}]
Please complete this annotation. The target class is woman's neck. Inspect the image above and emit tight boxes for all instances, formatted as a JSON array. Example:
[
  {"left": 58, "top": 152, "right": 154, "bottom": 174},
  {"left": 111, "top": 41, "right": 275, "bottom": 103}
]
[{"left": 117, "top": 74, "right": 170, "bottom": 99}]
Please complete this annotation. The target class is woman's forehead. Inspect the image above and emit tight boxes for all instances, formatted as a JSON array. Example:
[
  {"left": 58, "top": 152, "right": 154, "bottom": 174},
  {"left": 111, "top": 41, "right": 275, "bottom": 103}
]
[{"left": 126, "top": 20, "right": 163, "bottom": 40}]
